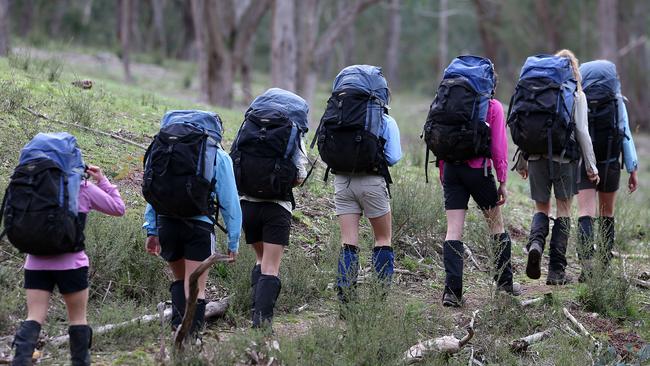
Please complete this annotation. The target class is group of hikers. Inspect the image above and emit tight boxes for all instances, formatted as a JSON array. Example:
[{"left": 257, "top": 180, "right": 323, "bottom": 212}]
[{"left": 1, "top": 48, "right": 638, "bottom": 365}]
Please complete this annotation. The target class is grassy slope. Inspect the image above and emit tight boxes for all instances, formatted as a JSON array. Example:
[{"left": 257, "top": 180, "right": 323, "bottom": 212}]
[{"left": 0, "top": 49, "right": 649, "bottom": 365}]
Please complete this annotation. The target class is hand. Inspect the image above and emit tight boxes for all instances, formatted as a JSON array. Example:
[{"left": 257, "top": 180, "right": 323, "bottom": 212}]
[
  {"left": 145, "top": 236, "right": 160, "bottom": 256},
  {"left": 86, "top": 165, "right": 105, "bottom": 183},
  {"left": 293, "top": 178, "right": 304, "bottom": 187},
  {"left": 628, "top": 171, "right": 638, "bottom": 193},
  {"left": 518, "top": 168, "right": 528, "bottom": 180},
  {"left": 588, "top": 172, "right": 600, "bottom": 185},
  {"left": 228, "top": 250, "right": 238, "bottom": 262},
  {"left": 496, "top": 183, "right": 507, "bottom": 206}
]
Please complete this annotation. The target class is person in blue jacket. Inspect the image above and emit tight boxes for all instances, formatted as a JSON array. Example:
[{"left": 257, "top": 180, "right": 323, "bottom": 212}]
[
  {"left": 143, "top": 131, "right": 242, "bottom": 336},
  {"left": 576, "top": 60, "right": 639, "bottom": 281}
]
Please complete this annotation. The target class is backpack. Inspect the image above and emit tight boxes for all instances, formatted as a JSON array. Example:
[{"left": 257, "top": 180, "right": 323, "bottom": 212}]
[
  {"left": 0, "top": 132, "right": 86, "bottom": 255},
  {"left": 230, "top": 88, "right": 309, "bottom": 203},
  {"left": 507, "top": 55, "right": 578, "bottom": 162},
  {"left": 142, "top": 110, "right": 222, "bottom": 218},
  {"left": 580, "top": 60, "right": 622, "bottom": 163},
  {"left": 422, "top": 55, "right": 495, "bottom": 180},
  {"left": 312, "top": 65, "right": 391, "bottom": 182}
]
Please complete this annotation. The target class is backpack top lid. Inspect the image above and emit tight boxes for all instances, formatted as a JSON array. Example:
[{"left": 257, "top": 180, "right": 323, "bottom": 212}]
[
  {"left": 443, "top": 55, "right": 496, "bottom": 96},
  {"left": 332, "top": 65, "right": 390, "bottom": 105},
  {"left": 19, "top": 132, "right": 85, "bottom": 173},
  {"left": 161, "top": 110, "right": 223, "bottom": 142},
  {"left": 247, "top": 88, "right": 309, "bottom": 132},
  {"left": 580, "top": 60, "right": 620, "bottom": 94},
  {"left": 520, "top": 54, "right": 575, "bottom": 85}
]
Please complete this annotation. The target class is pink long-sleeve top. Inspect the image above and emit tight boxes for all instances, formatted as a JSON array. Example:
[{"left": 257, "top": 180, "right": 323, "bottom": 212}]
[
  {"left": 24, "top": 177, "right": 125, "bottom": 271},
  {"left": 440, "top": 99, "right": 509, "bottom": 183}
]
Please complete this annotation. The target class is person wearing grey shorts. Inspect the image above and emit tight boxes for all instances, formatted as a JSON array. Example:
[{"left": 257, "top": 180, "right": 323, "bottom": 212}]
[{"left": 516, "top": 50, "right": 599, "bottom": 286}]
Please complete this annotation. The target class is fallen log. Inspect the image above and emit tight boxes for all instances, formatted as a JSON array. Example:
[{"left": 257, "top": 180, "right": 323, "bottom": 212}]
[
  {"left": 510, "top": 329, "right": 552, "bottom": 352},
  {"left": 174, "top": 253, "right": 233, "bottom": 350},
  {"left": 404, "top": 310, "right": 479, "bottom": 363}
]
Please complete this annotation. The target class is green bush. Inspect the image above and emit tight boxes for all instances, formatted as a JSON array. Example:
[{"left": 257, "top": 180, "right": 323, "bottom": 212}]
[{"left": 0, "top": 80, "right": 30, "bottom": 113}]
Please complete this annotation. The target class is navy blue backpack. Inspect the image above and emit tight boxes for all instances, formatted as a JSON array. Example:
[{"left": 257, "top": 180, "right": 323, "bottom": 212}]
[
  {"left": 230, "top": 88, "right": 309, "bottom": 204},
  {"left": 1, "top": 133, "right": 86, "bottom": 255}
]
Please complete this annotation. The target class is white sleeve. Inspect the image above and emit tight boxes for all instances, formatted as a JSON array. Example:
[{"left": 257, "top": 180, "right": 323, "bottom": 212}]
[{"left": 574, "top": 91, "right": 598, "bottom": 175}]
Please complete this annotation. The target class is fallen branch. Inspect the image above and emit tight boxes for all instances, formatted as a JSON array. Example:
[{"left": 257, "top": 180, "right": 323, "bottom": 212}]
[
  {"left": 520, "top": 297, "right": 543, "bottom": 307},
  {"left": 611, "top": 251, "right": 649, "bottom": 260},
  {"left": 22, "top": 106, "right": 149, "bottom": 150},
  {"left": 510, "top": 329, "right": 552, "bottom": 352},
  {"left": 563, "top": 307, "right": 600, "bottom": 351},
  {"left": 632, "top": 278, "right": 650, "bottom": 290},
  {"left": 404, "top": 310, "right": 479, "bottom": 363},
  {"left": 464, "top": 245, "right": 482, "bottom": 271},
  {"left": 174, "top": 253, "right": 232, "bottom": 350}
]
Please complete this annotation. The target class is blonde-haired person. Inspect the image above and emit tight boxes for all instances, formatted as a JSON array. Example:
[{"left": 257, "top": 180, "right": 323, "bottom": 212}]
[{"left": 516, "top": 49, "right": 599, "bottom": 285}]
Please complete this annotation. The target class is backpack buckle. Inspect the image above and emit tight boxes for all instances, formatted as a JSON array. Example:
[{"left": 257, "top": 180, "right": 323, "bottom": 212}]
[{"left": 355, "top": 135, "right": 362, "bottom": 143}]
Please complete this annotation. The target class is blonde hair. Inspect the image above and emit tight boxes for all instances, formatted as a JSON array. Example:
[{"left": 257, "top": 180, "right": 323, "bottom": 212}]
[{"left": 555, "top": 49, "right": 582, "bottom": 92}]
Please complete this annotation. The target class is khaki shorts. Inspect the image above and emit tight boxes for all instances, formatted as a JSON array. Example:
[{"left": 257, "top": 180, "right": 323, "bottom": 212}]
[{"left": 334, "top": 175, "right": 390, "bottom": 218}]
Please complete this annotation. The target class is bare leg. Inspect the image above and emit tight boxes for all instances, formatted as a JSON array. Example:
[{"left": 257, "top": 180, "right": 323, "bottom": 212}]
[
  {"left": 368, "top": 212, "right": 392, "bottom": 247},
  {"left": 252, "top": 242, "right": 264, "bottom": 265},
  {"left": 598, "top": 191, "right": 617, "bottom": 217},
  {"left": 184, "top": 260, "right": 209, "bottom": 299},
  {"left": 168, "top": 259, "right": 185, "bottom": 281},
  {"left": 339, "top": 213, "right": 361, "bottom": 247},
  {"left": 445, "top": 209, "right": 467, "bottom": 240},
  {"left": 62, "top": 289, "right": 89, "bottom": 326},
  {"left": 483, "top": 205, "right": 505, "bottom": 235},
  {"left": 260, "top": 243, "right": 284, "bottom": 276},
  {"left": 25, "top": 289, "right": 51, "bottom": 325},
  {"left": 577, "top": 188, "right": 597, "bottom": 217}
]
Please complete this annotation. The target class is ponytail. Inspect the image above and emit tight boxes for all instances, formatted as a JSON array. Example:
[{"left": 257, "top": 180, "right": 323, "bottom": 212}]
[{"left": 555, "top": 49, "right": 582, "bottom": 92}]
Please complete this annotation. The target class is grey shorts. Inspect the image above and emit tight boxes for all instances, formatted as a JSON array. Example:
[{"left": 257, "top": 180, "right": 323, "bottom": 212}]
[
  {"left": 334, "top": 175, "right": 390, "bottom": 218},
  {"left": 528, "top": 158, "right": 578, "bottom": 202}
]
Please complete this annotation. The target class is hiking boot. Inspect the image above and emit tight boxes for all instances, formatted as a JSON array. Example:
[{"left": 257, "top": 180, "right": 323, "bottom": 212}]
[
  {"left": 442, "top": 292, "right": 463, "bottom": 308},
  {"left": 497, "top": 282, "right": 522, "bottom": 296},
  {"left": 526, "top": 241, "right": 543, "bottom": 280},
  {"left": 546, "top": 269, "right": 572, "bottom": 285},
  {"left": 12, "top": 320, "right": 41, "bottom": 366}
]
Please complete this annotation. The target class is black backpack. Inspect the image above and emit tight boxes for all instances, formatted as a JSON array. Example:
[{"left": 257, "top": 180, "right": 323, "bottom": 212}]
[
  {"left": 313, "top": 65, "right": 391, "bottom": 182},
  {"left": 0, "top": 133, "right": 86, "bottom": 255},
  {"left": 585, "top": 85, "right": 620, "bottom": 162},
  {"left": 142, "top": 111, "right": 223, "bottom": 218},
  {"left": 230, "top": 88, "right": 309, "bottom": 204}
]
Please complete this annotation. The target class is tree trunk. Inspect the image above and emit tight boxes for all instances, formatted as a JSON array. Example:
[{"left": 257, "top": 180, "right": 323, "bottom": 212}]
[
  {"left": 271, "top": 0, "right": 297, "bottom": 91},
  {"left": 438, "top": 0, "right": 448, "bottom": 78},
  {"left": 535, "top": 0, "right": 559, "bottom": 52},
  {"left": 0, "top": 0, "right": 9, "bottom": 56},
  {"left": 119, "top": 0, "right": 134, "bottom": 82},
  {"left": 130, "top": 0, "right": 143, "bottom": 52},
  {"left": 179, "top": 0, "right": 195, "bottom": 59},
  {"left": 240, "top": 34, "right": 255, "bottom": 104},
  {"left": 472, "top": 0, "right": 499, "bottom": 63},
  {"left": 385, "top": 0, "right": 401, "bottom": 88},
  {"left": 151, "top": 0, "right": 167, "bottom": 55},
  {"left": 82, "top": 0, "right": 94, "bottom": 26},
  {"left": 19, "top": 0, "right": 34, "bottom": 37},
  {"left": 50, "top": 0, "right": 67, "bottom": 37},
  {"left": 296, "top": 0, "right": 319, "bottom": 95},
  {"left": 598, "top": 0, "right": 618, "bottom": 64}
]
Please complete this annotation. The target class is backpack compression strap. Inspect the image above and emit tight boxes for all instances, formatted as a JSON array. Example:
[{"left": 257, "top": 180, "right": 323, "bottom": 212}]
[{"left": 0, "top": 187, "right": 8, "bottom": 241}]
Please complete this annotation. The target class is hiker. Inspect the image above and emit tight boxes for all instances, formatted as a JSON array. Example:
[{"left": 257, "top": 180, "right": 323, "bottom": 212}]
[
  {"left": 575, "top": 60, "right": 639, "bottom": 281},
  {"left": 313, "top": 65, "right": 402, "bottom": 305},
  {"left": 3, "top": 133, "right": 125, "bottom": 366},
  {"left": 230, "top": 88, "right": 310, "bottom": 329},
  {"left": 510, "top": 50, "right": 600, "bottom": 285},
  {"left": 142, "top": 110, "right": 241, "bottom": 338},
  {"left": 423, "top": 55, "right": 517, "bottom": 307}
]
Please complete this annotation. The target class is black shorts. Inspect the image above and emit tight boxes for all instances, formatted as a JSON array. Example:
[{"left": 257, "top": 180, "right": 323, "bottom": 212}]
[
  {"left": 443, "top": 163, "right": 499, "bottom": 211},
  {"left": 24, "top": 267, "right": 89, "bottom": 294},
  {"left": 577, "top": 161, "right": 620, "bottom": 193},
  {"left": 158, "top": 217, "right": 215, "bottom": 262},
  {"left": 241, "top": 201, "right": 291, "bottom": 246}
]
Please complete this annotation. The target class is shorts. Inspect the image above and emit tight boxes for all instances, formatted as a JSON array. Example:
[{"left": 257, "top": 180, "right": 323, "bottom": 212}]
[
  {"left": 241, "top": 200, "right": 291, "bottom": 246},
  {"left": 577, "top": 161, "right": 620, "bottom": 193},
  {"left": 24, "top": 267, "right": 89, "bottom": 294},
  {"left": 158, "top": 217, "right": 215, "bottom": 262},
  {"left": 528, "top": 158, "right": 577, "bottom": 202},
  {"left": 334, "top": 175, "right": 390, "bottom": 219},
  {"left": 443, "top": 163, "right": 499, "bottom": 210}
]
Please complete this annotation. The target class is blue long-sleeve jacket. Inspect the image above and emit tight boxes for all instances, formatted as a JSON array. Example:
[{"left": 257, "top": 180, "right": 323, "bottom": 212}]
[
  {"left": 617, "top": 96, "right": 638, "bottom": 173},
  {"left": 381, "top": 114, "right": 402, "bottom": 166},
  {"left": 143, "top": 149, "right": 242, "bottom": 252}
]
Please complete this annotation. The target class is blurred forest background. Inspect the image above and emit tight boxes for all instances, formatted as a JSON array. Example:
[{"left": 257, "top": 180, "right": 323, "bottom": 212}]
[{"left": 0, "top": 0, "right": 648, "bottom": 128}]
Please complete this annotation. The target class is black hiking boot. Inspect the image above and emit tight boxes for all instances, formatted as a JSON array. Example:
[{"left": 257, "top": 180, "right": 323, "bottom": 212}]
[
  {"left": 12, "top": 320, "right": 41, "bottom": 366},
  {"left": 546, "top": 217, "right": 571, "bottom": 286},
  {"left": 68, "top": 325, "right": 92, "bottom": 366},
  {"left": 442, "top": 291, "right": 463, "bottom": 308},
  {"left": 525, "top": 213, "right": 549, "bottom": 279},
  {"left": 496, "top": 282, "right": 522, "bottom": 296}
]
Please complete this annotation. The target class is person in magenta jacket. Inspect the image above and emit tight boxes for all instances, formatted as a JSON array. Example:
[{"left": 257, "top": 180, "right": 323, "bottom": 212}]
[
  {"left": 11, "top": 165, "right": 125, "bottom": 366},
  {"left": 438, "top": 93, "right": 517, "bottom": 307}
]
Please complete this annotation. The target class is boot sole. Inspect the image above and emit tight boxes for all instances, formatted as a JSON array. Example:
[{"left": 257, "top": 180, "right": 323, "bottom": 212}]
[{"left": 526, "top": 248, "right": 542, "bottom": 279}]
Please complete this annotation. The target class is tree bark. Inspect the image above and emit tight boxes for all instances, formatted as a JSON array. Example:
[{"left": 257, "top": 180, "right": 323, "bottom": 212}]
[
  {"left": 0, "top": 0, "right": 9, "bottom": 57},
  {"left": 19, "top": 0, "right": 34, "bottom": 37},
  {"left": 82, "top": 0, "right": 94, "bottom": 26},
  {"left": 385, "top": 0, "right": 401, "bottom": 88},
  {"left": 119, "top": 0, "right": 134, "bottom": 82},
  {"left": 151, "top": 0, "right": 167, "bottom": 55},
  {"left": 471, "top": 0, "right": 499, "bottom": 64},
  {"left": 598, "top": 0, "right": 618, "bottom": 64},
  {"left": 535, "top": 0, "right": 559, "bottom": 52},
  {"left": 49, "top": 0, "right": 67, "bottom": 37},
  {"left": 438, "top": 0, "right": 448, "bottom": 79},
  {"left": 271, "top": 0, "right": 297, "bottom": 91}
]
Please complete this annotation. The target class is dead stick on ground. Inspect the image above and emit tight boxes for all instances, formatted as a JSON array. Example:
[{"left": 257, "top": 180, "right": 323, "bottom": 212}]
[
  {"left": 632, "top": 278, "right": 650, "bottom": 289},
  {"left": 464, "top": 246, "right": 482, "bottom": 271},
  {"left": 174, "top": 253, "right": 232, "bottom": 350},
  {"left": 510, "top": 329, "right": 552, "bottom": 352},
  {"left": 563, "top": 307, "right": 599, "bottom": 350},
  {"left": 22, "top": 107, "right": 149, "bottom": 150},
  {"left": 611, "top": 251, "right": 649, "bottom": 260},
  {"left": 157, "top": 302, "right": 167, "bottom": 362}
]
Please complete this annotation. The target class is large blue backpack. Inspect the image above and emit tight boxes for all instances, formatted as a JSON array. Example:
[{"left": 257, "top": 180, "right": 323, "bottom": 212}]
[
  {"left": 313, "top": 65, "right": 391, "bottom": 182},
  {"left": 230, "top": 88, "right": 309, "bottom": 204},
  {"left": 143, "top": 110, "right": 223, "bottom": 218},
  {"left": 507, "top": 55, "right": 578, "bottom": 161},
  {"left": 423, "top": 55, "right": 495, "bottom": 179},
  {"left": 1, "top": 133, "right": 86, "bottom": 255}
]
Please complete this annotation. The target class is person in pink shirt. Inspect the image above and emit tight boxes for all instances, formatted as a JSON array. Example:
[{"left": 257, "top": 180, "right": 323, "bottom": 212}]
[
  {"left": 11, "top": 165, "right": 125, "bottom": 366},
  {"left": 437, "top": 77, "right": 518, "bottom": 307}
]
